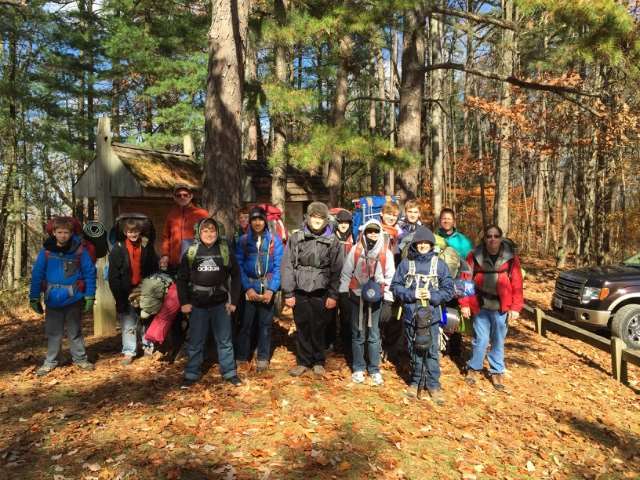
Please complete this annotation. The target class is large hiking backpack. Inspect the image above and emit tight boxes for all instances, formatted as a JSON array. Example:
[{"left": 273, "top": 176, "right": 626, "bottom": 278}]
[
  {"left": 139, "top": 272, "right": 174, "bottom": 319},
  {"left": 351, "top": 195, "right": 399, "bottom": 239},
  {"left": 399, "top": 230, "right": 461, "bottom": 279}
]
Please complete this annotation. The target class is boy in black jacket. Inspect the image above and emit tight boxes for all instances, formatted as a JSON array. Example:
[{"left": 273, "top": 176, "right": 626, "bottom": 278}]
[
  {"left": 108, "top": 215, "right": 159, "bottom": 365},
  {"left": 177, "top": 217, "right": 242, "bottom": 387}
]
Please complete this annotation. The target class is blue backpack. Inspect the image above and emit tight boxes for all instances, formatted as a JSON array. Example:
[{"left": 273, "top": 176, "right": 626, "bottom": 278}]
[{"left": 351, "top": 195, "right": 399, "bottom": 239}]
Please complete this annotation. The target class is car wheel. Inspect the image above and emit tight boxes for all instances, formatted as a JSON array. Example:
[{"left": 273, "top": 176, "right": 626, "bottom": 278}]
[{"left": 611, "top": 304, "right": 640, "bottom": 350}]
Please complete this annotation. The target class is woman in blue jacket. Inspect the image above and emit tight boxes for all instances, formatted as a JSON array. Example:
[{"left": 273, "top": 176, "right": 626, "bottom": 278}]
[
  {"left": 235, "top": 206, "right": 284, "bottom": 372},
  {"left": 391, "top": 226, "right": 454, "bottom": 404}
]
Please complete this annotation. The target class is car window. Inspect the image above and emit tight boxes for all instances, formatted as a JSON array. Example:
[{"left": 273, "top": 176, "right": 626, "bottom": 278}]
[{"left": 623, "top": 252, "right": 640, "bottom": 266}]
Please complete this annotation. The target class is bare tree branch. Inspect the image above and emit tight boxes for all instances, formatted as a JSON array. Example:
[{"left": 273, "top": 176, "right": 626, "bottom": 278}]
[
  {"left": 431, "top": 6, "right": 518, "bottom": 31},
  {"left": 425, "top": 62, "right": 601, "bottom": 98}
]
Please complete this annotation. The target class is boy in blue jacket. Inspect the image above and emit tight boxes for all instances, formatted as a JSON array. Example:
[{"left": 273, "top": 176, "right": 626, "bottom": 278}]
[
  {"left": 235, "top": 206, "right": 284, "bottom": 372},
  {"left": 29, "top": 217, "right": 97, "bottom": 376},
  {"left": 391, "top": 226, "right": 454, "bottom": 404}
]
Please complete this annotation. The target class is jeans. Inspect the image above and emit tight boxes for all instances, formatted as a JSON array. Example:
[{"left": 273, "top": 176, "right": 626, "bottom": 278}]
[
  {"left": 44, "top": 301, "right": 88, "bottom": 367},
  {"left": 350, "top": 298, "right": 382, "bottom": 374},
  {"left": 467, "top": 309, "right": 508, "bottom": 374},
  {"left": 184, "top": 304, "right": 237, "bottom": 381},
  {"left": 405, "top": 318, "right": 441, "bottom": 390},
  {"left": 119, "top": 303, "right": 152, "bottom": 357},
  {"left": 293, "top": 292, "right": 330, "bottom": 367},
  {"left": 235, "top": 299, "right": 274, "bottom": 362}
]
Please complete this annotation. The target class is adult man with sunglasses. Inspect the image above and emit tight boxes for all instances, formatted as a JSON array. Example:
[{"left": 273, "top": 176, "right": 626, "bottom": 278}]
[{"left": 160, "top": 185, "right": 210, "bottom": 274}]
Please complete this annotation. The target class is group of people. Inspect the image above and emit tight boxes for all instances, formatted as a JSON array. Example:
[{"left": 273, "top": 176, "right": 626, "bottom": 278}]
[{"left": 28, "top": 184, "right": 524, "bottom": 402}]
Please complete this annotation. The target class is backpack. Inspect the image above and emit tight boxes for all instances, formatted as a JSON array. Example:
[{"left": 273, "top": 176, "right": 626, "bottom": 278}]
[
  {"left": 351, "top": 195, "right": 399, "bottom": 239},
  {"left": 186, "top": 240, "right": 230, "bottom": 269},
  {"left": 139, "top": 272, "right": 174, "bottom": 319},
  {"left": 400, "top": 231, "right": 461, "bottom": 279},
  {"left": 348, "top": 233, "right": 389, "bottom": 292}
]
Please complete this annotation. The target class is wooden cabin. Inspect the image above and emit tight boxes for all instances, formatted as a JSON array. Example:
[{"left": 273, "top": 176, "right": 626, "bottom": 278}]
[{"left": 73, "top": 116, "right": 328, "bottom": 335}]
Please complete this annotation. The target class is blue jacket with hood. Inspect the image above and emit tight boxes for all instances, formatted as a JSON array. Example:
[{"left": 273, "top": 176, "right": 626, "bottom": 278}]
[
  {"left": 390, "top": 242, "right": 454, "bottom": 326},
  {"left": 235, "top": 225, "right": 284, "bottom": 293},
  {"left": 30, "top": 234, "right": 97, "bottom": 308}
]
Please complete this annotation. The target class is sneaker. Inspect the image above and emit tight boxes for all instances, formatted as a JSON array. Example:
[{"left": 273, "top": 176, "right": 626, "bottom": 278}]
[
  {"left": 120, "top": 356, "right": 134, "bottom": 366},
  {"left": 75, "top": 360, "right": 95, "bottom": 371},
  {"left": 289, "top": 365, "right": 309, "bottom": 377},
  {"left": 351, "top": 371, "right": 365, "bottom": 384},
  {"left": 143, "top": 346, "right": 154, "bottom": 357},
  {"left": 312, "top": 365, "right": 326, "bottom": 376},
  {"left": 405, "top": 385, "right": 418, "bottom": 399},
  {"left": 36, "top": 364, "right": 55, "bottom": 377},
  {"left": 491, "top": 373, "right": 506, "bottom": 392},
  {"left": 256, "top": 360, "right": 269, "bottom": 373},
  {"left": 226, "top": 376, "right": 242, "bottom": 387},
  {"left": 428, "top": 388, "right": 445, "bottom": 405},
  {"left": 465, "top": 368, "right": 481, "bottom": 386},
  {"left": 370, "top": 372, "right": 384, "bottom": 386}
]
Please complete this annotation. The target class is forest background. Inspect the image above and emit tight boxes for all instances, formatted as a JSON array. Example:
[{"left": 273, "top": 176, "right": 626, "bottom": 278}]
[{"left": 2, "top": 0, "right": 640, "bottom": 288}]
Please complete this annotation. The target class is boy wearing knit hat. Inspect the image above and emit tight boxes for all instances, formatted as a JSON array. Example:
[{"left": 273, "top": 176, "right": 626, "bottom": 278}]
[
  {"left": 235, "top": 206, "right": 284, "bottom": 372},
  {"left": 281, "top": 202, "right": 344, "bottom": 377},
  {"left": 390, "top": 226, "right": 454, "bottom": 404}
]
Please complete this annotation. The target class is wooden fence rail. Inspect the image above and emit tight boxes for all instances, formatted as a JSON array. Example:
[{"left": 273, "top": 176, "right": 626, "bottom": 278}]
[{"left": 521, "top": 304, "right": 640, "bottom": 386}]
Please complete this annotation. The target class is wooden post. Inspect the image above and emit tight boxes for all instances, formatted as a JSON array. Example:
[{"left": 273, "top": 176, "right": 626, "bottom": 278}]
[
  {"left": 610, "top": 337, "right": 628, "bottom": 384},
  {"left": 534, "top": 308, "right": 546, "bottom": 337},
  {"left": 183, "top": 134, "right": 194, "bottom": 156},
  {"left": 94, "top": 116, "right": 117, "bottom": 337}
]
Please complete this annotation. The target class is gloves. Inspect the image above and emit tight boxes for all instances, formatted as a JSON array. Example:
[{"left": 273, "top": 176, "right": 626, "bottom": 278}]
[
  {"left": 84, "top": 296, "right": 95, "bottom": 313},
  {"left": 29, "top": 298, "right": 44, "bottom": 315}
]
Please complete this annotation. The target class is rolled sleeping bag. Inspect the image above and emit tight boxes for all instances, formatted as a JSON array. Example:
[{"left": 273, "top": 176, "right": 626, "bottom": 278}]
[{"left": 83, "top": 221, "right": 109, "bottom": 259}]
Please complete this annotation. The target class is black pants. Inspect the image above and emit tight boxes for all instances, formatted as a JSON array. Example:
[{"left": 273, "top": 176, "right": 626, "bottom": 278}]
[
  {"left": 294, "top": 291, "right": 330, "bottom": 367},
  {"left": 380, "top": 301, "right": 406, "bottom": 361}
]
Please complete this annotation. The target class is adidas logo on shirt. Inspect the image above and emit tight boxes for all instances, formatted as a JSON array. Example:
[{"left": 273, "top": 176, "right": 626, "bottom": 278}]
[{"left": 197, "top": 257, "right": 220, "bottom": 272}]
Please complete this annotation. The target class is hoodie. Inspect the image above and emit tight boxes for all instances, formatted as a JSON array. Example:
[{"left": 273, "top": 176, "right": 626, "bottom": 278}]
[
  {"left": 176, "top": 218, "right": 241, "bottom": 307},
  {"left": 339, "top": 220, "right": 395, "bottom": 302}
]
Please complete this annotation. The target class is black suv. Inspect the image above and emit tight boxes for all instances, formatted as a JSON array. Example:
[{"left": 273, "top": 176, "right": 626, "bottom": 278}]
[{"left": 552, "top": 253, "right": 640, "bottom": 349}]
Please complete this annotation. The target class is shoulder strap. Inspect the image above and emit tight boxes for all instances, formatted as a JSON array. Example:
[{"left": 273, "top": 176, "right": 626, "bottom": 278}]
[
  {"left": 187, "top": 243, "right": 198, "bottom": 268},
  {"left": 404, "top": 260, "right": 416, "bottom": 289},
  {"left": 219, "top": 240, "right": 230, "bottom": 267},
  {"left": 429, "top": 256, "right": 439, "bottom": 289}
]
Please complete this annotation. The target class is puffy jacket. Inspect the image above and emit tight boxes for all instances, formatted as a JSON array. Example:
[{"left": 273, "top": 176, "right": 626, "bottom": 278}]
[
  {"left": 437, "top": 227, "right": 473, "bottom": 259},
  {"left": 161, "top": 203, "right": 209, "bottom": 268},
  {"left": 108, "top": 238, "right": 159, "bottom": 313},
  {"left": 281, "top": 225, "right": 343, "bottom": 299},
  {"left": 339, "top": 220, "right": 395, "bottom": 302},
  {"left": 390, "top": 245, "right": 454, "bottom": 326},
  {"left": 458, "top": 242, "right": 524, "bottom": 315},
  {"left": 30, "top": 235, "right": 97, "bottom": 308},
  {"left": 235, "top": 227, "right": 284, "bottom": 293}
]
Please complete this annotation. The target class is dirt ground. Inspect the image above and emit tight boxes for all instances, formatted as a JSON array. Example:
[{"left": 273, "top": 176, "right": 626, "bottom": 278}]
[{"left": 1, "top": 258, "right": 639, "bottom": 480}]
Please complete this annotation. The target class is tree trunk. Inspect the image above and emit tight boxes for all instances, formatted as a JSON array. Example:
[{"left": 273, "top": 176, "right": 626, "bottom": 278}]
[
  {"left": 244, "top": 29, "right": 259, "bottom": 161},
  {"left": 386, "top": 29, "right": 399, "bottom": 195},
  {"left": 397, "top": 8, "right": 425, "bottom": 201},
  {"left": 430, "top": 14, "right": 445, "bottom": 215},
  {"left": 203, "top": 0, "right": 248, "bottom": 234},
  {"left": 493, "top": 0, "right": 515, "bottom": 233},
  {"left": 270, "top": 0, "right": 289, "bottom": 213},
  {"left": 327, "top": 34, "right": 353, "bottom": 207}
]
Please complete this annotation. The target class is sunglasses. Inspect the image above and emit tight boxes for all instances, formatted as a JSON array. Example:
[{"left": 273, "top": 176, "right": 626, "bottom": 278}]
[
  {"left": 174, "top": 192, "right": 191, "bottom": 199},
  {"left": 486, "top": 234, "right": 502, "bottom": 239}
]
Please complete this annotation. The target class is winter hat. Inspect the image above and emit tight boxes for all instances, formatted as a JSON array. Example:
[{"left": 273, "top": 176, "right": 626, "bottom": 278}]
[
  {"left": 249, "top": 206, "right": 267, "bottom": 222},
  {"left": 336, "top": 209, "right": 353, "bottom": 223},
  {"left": 363, "top": 222, "right": 381, "bottom": 233},
  {"left": 307, "top": 202, "right": 329, "bottom": 219},
  {"left": 412, "top": 226, "right": 436, "bottom": 245}
]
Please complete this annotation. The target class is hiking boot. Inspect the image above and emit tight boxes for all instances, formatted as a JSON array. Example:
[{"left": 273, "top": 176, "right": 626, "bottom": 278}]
[
  {"left": 370, "top": 372, "right": 384, "bottom": 386},
  {"left": 289, "top": 365, "right": 309, "bottom": 377},
  {"left": 491, "top": 373, "right": 506, "bottom": 392},
  {"left": 226, "top": 376, "right": 243, "bottom": 387},
  {"left": 351, "top": 371, "right": 365, "bottom": 384},
  {"left": 120, "top": 355, "right": 134, "bottom": 366},
  {"left": 256, "top": 360, "right": 269, "bottom": 373},
  {"left": 405, "top": 385, "right": 419, "bottom": 399},
  {"left": 465, "top": 368, "right": 481, "bottom": 386},
  {"left": 75, "top": 360, "right": 95, "bottom": 371},
  {"left": 181, "top": 378, "right": 198, "bottom": 389},
  {"left": 36, "top": 364, "right": 55, "bottom": 377},
  {"left": 428, "top": 388, "right": 445, "bottom": 406},
  {"left": 312, "top": 365, "right": 326, "bottom": 376}
]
